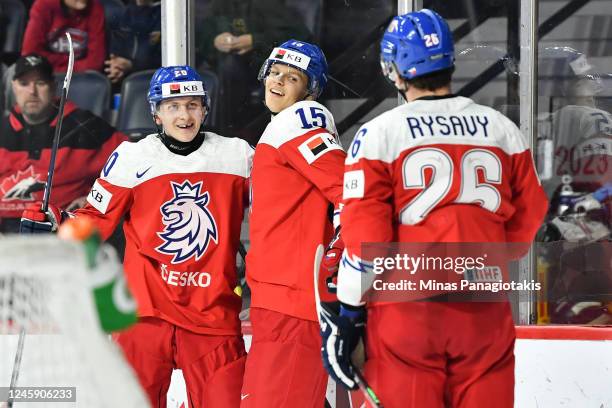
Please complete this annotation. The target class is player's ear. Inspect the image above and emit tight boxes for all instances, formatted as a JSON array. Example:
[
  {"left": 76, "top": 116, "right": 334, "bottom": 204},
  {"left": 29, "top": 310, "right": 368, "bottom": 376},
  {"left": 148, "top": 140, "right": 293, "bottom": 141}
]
[{"left": 154, "top": 114, "right": 162, "bottom": 126}]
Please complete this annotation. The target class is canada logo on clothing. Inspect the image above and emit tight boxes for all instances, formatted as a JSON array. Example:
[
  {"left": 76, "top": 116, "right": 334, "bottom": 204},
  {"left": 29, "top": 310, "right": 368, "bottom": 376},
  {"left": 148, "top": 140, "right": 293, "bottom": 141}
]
[
  {"left": 156, "top": 180, "right": 218, "bottom": 264},
  {"left": 0, "top": 165, "right": 45, "bottom": 201}
]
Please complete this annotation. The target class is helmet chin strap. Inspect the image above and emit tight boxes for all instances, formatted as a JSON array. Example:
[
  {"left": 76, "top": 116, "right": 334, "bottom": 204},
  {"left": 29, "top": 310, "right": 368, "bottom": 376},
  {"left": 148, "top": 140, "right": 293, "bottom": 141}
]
[
  {"left": 152, "top": 113, "right": 164, "bottom": 138},
  {"left": 397, "top": 81, "right": 409, "bottom": 102}
]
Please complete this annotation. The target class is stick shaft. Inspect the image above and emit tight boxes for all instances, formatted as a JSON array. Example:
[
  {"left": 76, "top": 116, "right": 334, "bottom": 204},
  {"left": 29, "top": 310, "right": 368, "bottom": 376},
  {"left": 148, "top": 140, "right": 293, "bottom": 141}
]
[
  {"left": 41, "top": 88, "right": 68, "bottom": 212},
  {"left": 354, "top": 369, "right": 384, "bottom": 408},
  {"left": 7, "top": 327, "right": 26, "bottom": 408},
  {"left": 41, "top": 32, "right": 74, "bottom": 213}
]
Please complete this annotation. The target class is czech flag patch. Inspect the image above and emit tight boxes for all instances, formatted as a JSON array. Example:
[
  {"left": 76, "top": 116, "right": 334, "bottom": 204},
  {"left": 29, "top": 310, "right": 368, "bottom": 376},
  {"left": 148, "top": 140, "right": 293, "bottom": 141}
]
[
  {"left": 169, "top": 83, "right": 181, "bottom": 94},
  {"left": 298, "top": 133, "right": 343, "bottom": 164},
  {"left": 307, "top": 136, "right": 327, "bottom": 155}
]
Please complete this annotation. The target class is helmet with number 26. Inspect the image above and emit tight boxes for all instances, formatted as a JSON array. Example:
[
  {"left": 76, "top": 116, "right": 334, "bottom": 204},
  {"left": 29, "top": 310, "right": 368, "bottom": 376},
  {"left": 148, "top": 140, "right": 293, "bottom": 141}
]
[
  {"left": 380, "top": 9, "right": 454, "bottom": 82},
  {"left": 258, "top": 39, "right": 329, "bottom": 99}
]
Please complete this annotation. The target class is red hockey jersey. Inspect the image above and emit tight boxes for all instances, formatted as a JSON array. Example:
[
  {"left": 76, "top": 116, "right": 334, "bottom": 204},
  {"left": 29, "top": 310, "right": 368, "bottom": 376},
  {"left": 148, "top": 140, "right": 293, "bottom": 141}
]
[
  {"left": 247, "top": 100, "right": 345, "bottom": 321},
  {"left": 338, "top": 96, "right": 548, "bottom": 305},
  {"left": 76, "top": 133, "right": 253, "bottom": 335}
]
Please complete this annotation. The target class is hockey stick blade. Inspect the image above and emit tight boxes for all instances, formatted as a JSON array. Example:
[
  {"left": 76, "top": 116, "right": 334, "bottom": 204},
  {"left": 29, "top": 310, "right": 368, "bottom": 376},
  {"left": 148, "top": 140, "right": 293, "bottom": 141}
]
[
  {"left": 42, "top": 32, "right": 74, "bottom": 213},
  {"left": 313, "top": 245, "right": 384, "bottom": 408},
  {"left": 314, "top": 244, "right": 325, "bottom": 319}
]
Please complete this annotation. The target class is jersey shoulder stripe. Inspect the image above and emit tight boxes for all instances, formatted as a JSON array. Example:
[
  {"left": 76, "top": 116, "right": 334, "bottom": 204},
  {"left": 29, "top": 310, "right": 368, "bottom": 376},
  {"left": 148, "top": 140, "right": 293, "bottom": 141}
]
[
  {"left": 100, "top": 133, "right": 253, "bottom": 188},
  {"left": 259, "top": 100, "right": 338, "bottom": 148}
]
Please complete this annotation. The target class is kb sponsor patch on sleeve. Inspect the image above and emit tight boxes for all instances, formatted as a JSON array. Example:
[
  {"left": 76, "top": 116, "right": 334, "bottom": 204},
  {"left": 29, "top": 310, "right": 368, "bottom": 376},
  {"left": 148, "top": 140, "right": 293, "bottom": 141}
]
[
  {"left": 87, "top": 180, "right": 113, "bottom": 214},
  {"left": 343, "top": 170, "right": 364, "bottom": 199},
  {"left": 298, "top": 133, "right": 342, "bottom": 164}
]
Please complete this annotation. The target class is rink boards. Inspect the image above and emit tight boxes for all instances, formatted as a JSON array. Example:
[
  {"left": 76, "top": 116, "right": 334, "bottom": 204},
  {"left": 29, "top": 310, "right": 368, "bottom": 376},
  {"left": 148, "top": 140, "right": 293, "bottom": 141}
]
[{"left": 2, "top": 326, "right": 610, "bottom": 407}]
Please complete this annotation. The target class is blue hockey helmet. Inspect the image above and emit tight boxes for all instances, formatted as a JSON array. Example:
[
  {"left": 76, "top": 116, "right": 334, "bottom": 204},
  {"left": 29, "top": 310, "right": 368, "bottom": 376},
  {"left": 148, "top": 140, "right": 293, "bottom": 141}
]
[
  {"left": 380, "top": 9, "right": 454, "bottom": 82},
  {"left": 147, "top": 65, "right": 210, "bottom": 114},
  {"left": 258, "top": 39, "right": 329, "bottom": 98}
]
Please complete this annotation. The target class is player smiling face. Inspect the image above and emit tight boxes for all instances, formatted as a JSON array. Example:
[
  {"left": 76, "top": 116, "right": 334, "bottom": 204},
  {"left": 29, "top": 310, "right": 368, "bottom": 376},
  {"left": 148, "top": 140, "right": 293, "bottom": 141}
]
[
  {"left": 264, "top": 63, "right": 310, "bottom": 113},
  {"left": 154, "top": 96, "right": 206, "bottom": 142}
]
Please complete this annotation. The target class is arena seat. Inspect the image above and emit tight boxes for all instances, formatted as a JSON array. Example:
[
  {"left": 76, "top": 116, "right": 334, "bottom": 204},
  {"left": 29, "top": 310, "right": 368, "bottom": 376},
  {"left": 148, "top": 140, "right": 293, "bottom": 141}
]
[
  {"left": 0, "top": 0, "right": 26, "bottom": 61},
  {"left": 55, "top": 71, "right": 112, "bottom": 118},
  {"left": 199, "top": 69, "right": 219, "bottom": 129},
  {"left": 116, "top": 69, "right": 156, "bottom": 140}
]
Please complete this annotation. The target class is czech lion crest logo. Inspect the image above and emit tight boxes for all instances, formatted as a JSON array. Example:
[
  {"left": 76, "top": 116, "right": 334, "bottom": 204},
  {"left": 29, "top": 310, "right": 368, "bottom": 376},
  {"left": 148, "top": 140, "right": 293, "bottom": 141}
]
[{"left": 156, "top": 180, "right": 218, "bottom": 263}]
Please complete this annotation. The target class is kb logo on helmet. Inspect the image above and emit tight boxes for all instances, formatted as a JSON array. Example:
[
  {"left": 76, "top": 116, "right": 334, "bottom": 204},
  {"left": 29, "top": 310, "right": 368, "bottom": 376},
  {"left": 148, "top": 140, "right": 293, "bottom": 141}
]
[
  {"left": 285, "top": 54, "right": 302, "bottom": 63},
  {"left": 270, "top": 48, "right": 312, "bottom": 70},
  {"left": 182, "top": 84, "right": 199, "bottom": 92},
  {"left": 161, "top": 81, "right": 204, "bottom": 97}
]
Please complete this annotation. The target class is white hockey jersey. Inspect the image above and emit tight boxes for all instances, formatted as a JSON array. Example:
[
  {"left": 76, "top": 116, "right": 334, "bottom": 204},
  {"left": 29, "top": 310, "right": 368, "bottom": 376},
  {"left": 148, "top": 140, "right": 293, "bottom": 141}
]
[
  {"left": 538, "top": 104, "right": 612, "bottom": 197},
  {"left": 338, "top": 95, "right": 548, "bottom": 306},
  {"left": 76, "top": 133, "right": 253, "bottom": 335}
]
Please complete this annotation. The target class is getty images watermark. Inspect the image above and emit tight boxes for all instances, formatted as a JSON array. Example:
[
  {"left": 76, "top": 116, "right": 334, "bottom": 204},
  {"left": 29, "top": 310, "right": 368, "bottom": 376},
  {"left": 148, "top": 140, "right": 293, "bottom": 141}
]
[{"left": 360, "top": 243, "right": 542, "bottom": 302}]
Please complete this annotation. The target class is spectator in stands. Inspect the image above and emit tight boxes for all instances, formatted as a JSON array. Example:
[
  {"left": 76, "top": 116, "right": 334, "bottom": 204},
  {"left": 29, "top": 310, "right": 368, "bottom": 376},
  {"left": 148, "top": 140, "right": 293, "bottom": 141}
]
[
  {"left": 105, "top": 0, "right": 161, "bottom": 85},
  {"left": 196, "top": 0, "right": 311, "bottom": 140},
  {"left": 22, "top": 0, "right": 106, "bottom": 73},
  {"left": 0, "top": 54, "right": 127, "bottom": 233}
]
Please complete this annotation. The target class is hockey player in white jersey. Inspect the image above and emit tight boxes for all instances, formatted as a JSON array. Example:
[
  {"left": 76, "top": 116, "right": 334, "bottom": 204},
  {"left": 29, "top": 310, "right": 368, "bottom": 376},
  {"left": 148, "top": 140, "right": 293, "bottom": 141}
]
[
  {"left": 241, "top": 40, "right": 346, "bottom": 407},
  {"left": 536, "top": 46, "right": 612, "bottom": 214},
  {"left": 319, "top": 10, "right": 548, "bottom": 408},
  {"left": 21, "top": 66, "right": 253, "bottom": 408}
]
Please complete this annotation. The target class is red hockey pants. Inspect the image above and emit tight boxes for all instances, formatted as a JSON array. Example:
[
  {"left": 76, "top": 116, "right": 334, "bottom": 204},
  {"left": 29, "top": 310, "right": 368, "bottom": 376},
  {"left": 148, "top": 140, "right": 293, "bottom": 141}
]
[
  {"left": 352, "top": 301, "right": 515, "bottom": 408},
  {"left": 114, "top": 316, "right": 246, "bottom": 408},
  {"left": 240, "top": 308, "right": 328, "bottom": 408}
]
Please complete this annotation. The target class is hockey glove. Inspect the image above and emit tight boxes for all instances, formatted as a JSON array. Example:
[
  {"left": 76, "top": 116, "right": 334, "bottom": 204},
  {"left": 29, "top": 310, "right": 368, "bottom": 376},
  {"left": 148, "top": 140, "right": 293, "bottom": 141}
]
[
  {"left": 321, "top": 227, "right": 344, "bottom": 294},
  {"left": 20, "top": 202, "right": 69, "bottom": 233},
  {"left": 572, "top": 184, "right": 611, "bottom": 212},
  {"left": 319, "top": 301, "right": 365, "bottom": 390},
  {"left": 572, "top": 193, "right": 603, "bottom": 213}
]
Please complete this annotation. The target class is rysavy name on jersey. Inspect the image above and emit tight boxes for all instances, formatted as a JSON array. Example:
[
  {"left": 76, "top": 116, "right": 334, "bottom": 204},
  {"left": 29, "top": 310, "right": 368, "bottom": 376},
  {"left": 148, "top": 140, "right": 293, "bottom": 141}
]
[{"left": 406, "top": 114, "right": 490, "bottom": 139}]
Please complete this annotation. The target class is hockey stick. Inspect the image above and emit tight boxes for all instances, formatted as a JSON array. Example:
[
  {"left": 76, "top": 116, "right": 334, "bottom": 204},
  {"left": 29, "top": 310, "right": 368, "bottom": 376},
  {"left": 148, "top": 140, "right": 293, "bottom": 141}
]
[
  {"left": 41, "top": 32, "right": 74, "bottom": 213},
  {"left": 313, "top": 245, "right": 384, "bottom": 408},
  {"left": 327, "top": 75, "right": 362, "bottom": 98},
  {"left": 7, "top": 327, "right": 26, "bottom": 408}
]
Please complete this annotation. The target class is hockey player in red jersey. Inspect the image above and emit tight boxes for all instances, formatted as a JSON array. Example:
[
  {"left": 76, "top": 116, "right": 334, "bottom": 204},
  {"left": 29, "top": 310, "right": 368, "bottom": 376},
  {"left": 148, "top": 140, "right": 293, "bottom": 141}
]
[
  {"left": 21, "top": 66, "right": 253, "bottom": 408},
  {"left": 318, "top": 10, "right": 549, "bottom": 408},
  {"left": 241, "top": 40, "right": 346, "bottom": 407}
]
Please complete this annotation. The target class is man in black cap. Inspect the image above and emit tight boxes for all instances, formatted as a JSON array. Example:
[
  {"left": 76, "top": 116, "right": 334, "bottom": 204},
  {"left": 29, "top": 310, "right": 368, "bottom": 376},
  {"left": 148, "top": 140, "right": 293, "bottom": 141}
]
[
  {"left": 11, "top": 54, "right": 56, "bottom": 124},
  {"left": 0, "top": 53, "right": 128, "bottom": 233}
]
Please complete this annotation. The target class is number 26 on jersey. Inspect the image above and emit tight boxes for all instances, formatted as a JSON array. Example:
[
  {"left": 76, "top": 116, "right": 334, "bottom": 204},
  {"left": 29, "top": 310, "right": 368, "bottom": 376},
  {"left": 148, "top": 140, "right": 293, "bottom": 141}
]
[{"left": 400, "top": 148, "right": 502, "bottom": 225}]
